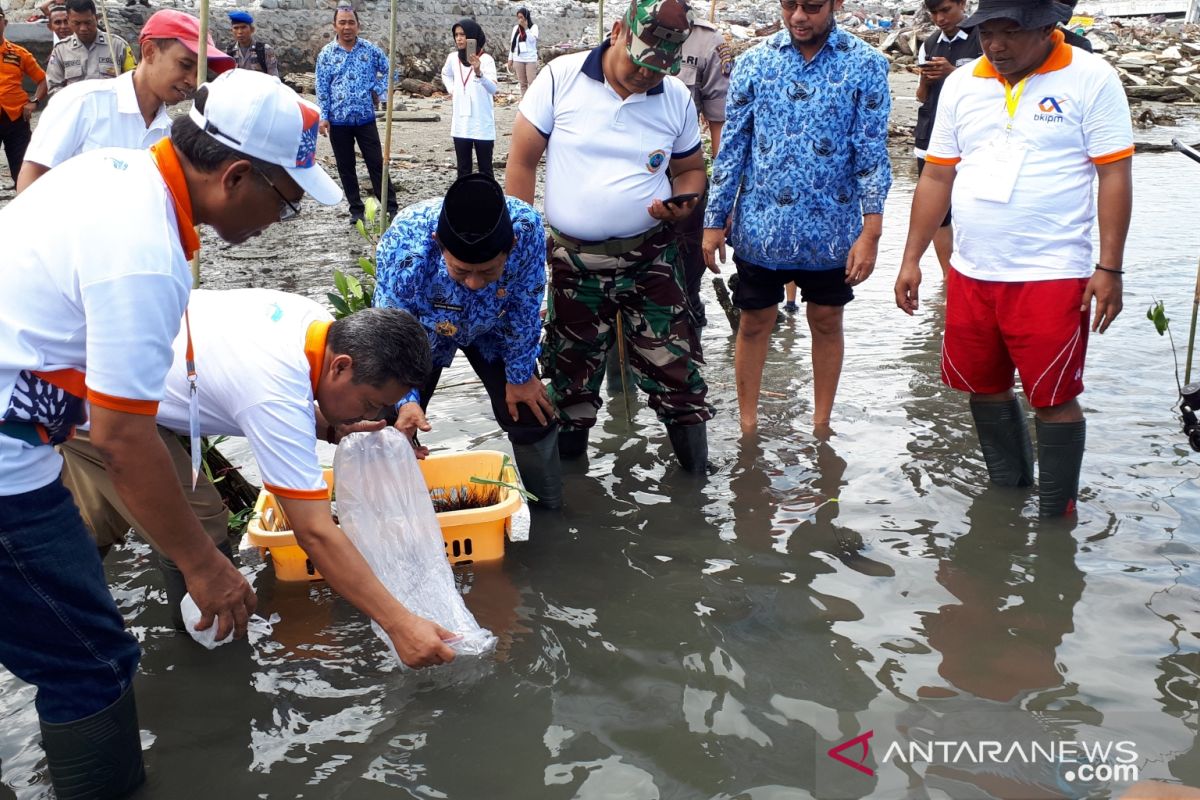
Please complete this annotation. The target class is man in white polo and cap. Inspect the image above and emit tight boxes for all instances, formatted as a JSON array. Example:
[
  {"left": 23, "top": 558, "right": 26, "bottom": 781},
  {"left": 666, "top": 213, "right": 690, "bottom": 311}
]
[{"left": 0, "top": 69, "right": 340, "bottom": 799}]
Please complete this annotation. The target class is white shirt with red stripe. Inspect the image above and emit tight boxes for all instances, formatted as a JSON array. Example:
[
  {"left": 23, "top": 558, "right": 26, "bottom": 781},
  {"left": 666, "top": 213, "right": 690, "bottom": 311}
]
[
  {"left": 0, "top": 148, "right": 192, "bottom": 496},
  {"left": 926, "top": 31, "right": 1133, "bottom": 282},
  {"left": 154, "top": 289, "right": 332, "bottom": 501}
]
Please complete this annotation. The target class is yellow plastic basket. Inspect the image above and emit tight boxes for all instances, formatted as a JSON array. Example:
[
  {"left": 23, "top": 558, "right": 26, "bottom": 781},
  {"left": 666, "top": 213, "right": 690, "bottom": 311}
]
[{"left": 244, "top": 450, "right": 523, "bottom": 581}]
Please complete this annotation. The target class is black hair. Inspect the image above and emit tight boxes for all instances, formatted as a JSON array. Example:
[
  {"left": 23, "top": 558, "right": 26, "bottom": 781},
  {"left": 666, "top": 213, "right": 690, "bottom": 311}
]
[
  {"left": 169, "top": 88, "right": 279, "bottom": 174},
  {"left": 65, "top": 0, "right": 96, "bottom": 15},
  {"left": 922, "top": 0, "right": 964, "bottom": 11},
  {"left": 333, "top": 4, "right": 359, "bottom": 24},
  {"left": 327, "top": 308, "right": 431, "bottom": 390}
]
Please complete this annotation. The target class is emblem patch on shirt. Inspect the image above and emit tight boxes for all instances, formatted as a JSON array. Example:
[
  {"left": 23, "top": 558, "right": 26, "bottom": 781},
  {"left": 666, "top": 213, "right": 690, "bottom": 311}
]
[
  {"left": 646, "top": 149, "right": 668, "bottom": 172},
  {"left": 435, "top": 320, "right": 458, "bottom": 337},
  {"left": 716, "top": 42, "right": 733, "bottom": 76}
]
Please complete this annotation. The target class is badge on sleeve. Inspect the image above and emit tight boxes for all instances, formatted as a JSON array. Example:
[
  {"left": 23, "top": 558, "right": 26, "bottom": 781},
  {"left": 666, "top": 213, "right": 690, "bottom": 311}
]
[{"left": 717, "top": 42, "right": 733, "bottom": 77}]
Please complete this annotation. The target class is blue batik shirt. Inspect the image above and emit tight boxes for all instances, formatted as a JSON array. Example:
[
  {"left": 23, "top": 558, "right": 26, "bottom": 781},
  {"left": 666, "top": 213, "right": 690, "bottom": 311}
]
[
  {"left": 704, "top": 26, "right": 892, "bottom": 271},
  {"left": 315, "top": 38, "right": 392, "bottom": 126},
  {"left": 375, "top": 198, "right": 547, "bottom": 385}
]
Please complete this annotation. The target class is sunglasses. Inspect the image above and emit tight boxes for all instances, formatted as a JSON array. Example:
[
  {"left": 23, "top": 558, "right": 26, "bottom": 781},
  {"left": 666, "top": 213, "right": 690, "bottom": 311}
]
[
  {"left": 253, "top": 167, "right": 300, "bottom": 222},
  {"left": 780, "top": 0, "right": 830, "bottom": 12}
]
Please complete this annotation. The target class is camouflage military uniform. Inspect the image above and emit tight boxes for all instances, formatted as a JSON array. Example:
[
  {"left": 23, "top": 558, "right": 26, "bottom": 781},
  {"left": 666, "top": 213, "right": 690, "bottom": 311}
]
[
  {"left": 544, "top": 226, "right": 710, "bottom": 431},
  {"left": 515, "top": 0, "right": 713, "bottom": 470}
]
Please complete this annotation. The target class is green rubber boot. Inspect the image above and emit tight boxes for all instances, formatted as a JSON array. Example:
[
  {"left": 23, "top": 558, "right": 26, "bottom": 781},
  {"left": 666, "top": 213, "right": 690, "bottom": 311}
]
[
  {"left": 667, "top": 422, "right": 709, "bottom": 474},
  {"left": 39, "top": 686, "right": 145, "bottom": 800},
  {"left": 970, "top": 398, "right": 1034, "bottom": 487},
  {"left": 1036, "top": 418, "right": 1086, "bottom": 518},
  {"left": 512, "top": 430, "right": 564, "bottom": 510}
]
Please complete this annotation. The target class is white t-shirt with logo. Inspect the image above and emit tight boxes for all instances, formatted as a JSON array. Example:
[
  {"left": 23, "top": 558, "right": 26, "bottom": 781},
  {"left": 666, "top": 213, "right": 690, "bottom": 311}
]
[
  {"left": 24, "top": 71, "right": 172, "bottom": 170},
  {"left": 926, "top": 37, "right": 1133, "bottom": 282},
  {"left": 518, "top": 42, "right": 701, "bottom": 241},
  {"left": 155, "top": 289, "right": 332, "bottom": 500},
  {"left": 0, "top": 149, "right": 191, "bottom": 496}
]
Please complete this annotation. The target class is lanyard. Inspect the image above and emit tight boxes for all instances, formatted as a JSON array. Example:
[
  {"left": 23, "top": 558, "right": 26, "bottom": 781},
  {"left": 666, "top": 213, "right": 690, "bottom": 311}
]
[
  {"left": 459, "top": 60, "right": 474, "bottom": 89},
  {"left": 184, "top": 309, "right": 201, "bottom": 489},
  {"left": 1003, "top": 76, "right": 1030, "bottom": 133}
]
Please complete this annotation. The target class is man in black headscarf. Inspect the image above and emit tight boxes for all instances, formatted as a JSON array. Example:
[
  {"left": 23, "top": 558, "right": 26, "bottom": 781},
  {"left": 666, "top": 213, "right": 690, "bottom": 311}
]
[{"left": 374, "top": 173, "right": 562, "bottom": 509}]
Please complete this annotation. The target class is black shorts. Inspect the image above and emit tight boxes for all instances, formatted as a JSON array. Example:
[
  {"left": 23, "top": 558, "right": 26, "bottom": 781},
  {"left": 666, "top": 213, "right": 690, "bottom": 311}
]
[
  {"left": 732, "top": 255, "right": 853, "bottom": 309},
  {"left": 916, "top": 157, "right": 953, "bottom": 229}
]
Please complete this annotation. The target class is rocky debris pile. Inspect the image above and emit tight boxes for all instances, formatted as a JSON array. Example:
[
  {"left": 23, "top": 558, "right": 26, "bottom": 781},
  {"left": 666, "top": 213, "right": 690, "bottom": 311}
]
[{"left": 1102, "top": 32, "right": 1200, "bottom": 102}]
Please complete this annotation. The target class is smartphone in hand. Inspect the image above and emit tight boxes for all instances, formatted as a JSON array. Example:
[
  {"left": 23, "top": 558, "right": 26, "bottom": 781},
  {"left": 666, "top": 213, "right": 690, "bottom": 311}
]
[{"left": 664, "top": 192, "right": 700, "bottom": 208}]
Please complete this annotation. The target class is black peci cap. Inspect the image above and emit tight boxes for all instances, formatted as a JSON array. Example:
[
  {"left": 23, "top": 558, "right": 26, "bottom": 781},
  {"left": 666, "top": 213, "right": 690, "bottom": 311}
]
[{"left": 436, "top": 173, "right": 514, "bottom": 264}]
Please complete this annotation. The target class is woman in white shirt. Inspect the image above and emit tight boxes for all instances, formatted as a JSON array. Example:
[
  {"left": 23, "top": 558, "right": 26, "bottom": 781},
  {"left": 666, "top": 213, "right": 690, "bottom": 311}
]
[
  {"left": 507, "top": 8, "right": 539, "bottom": 95},
  {"left": 440, "top": 18, "right": 497, "bottom": 177}
]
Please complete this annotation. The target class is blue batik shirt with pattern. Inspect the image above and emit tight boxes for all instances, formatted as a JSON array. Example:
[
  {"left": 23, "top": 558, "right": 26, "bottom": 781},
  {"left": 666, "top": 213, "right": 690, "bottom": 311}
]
[
  {"left": 375, "top": 197, "right": 547, "bottom": 385},
  {"left": 704, "top": 26, "right": 893, "bottom": 271},
  {"left": 315, "top": 38, "right": 392, "bottom": 126}
]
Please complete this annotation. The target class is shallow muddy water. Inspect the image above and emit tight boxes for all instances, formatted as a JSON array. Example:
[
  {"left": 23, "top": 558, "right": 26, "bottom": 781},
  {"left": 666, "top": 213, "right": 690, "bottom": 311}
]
[{"left": 2, "top": 122, "right": 1200, "bottom": 800}]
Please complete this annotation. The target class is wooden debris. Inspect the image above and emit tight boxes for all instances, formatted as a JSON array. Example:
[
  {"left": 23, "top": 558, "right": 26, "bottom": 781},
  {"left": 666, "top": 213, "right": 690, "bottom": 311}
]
[{"left": 712, "top": 276, "right": 740, "bottom": 333}]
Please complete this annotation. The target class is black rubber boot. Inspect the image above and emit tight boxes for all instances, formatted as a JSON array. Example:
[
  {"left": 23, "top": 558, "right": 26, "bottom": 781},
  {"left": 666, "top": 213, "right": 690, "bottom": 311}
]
[
  {"left": 511, "top": 430, "right": 563, "bottom": 510},
  {"left": 39, "top": 686, "right": 145, "bottom": 800},
  {"left": 159, "top": 540, "right": 236, "bottom": 631},
  {"left": 667, "top": 422, "right": 708, "bottom": 473},
  {"left": 558, "top": 428, "right": 589, "bottom": 460},
  {"left": 1036, "top": 418, "right": 1086, "bottom": 518},
  {"left": 970, "top": 398, "right": 1034, "bottom": 487}
]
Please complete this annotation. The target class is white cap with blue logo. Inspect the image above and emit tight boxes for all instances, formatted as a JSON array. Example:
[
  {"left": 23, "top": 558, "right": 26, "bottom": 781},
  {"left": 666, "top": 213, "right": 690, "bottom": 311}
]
[{"left": 187, "top": 69, "right": 342, "bottom": 206}]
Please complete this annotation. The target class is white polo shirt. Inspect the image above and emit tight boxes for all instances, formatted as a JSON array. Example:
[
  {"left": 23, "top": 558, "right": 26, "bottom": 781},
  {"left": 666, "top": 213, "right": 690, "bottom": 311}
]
[
  {"left": 926, "top": 31, "right": 1133, "bottom": 282},
  {"left": 23, "top": 70, "right": 171, "bottom": 170},
  {"left": 155, "top": 289, "right": 332, "bottom": 501},
  {"left": 518, "top": 41, "right": 701, "bottom": 241},
  {"left": 0, "top": 146, "right": 193, "bottom": 495}
]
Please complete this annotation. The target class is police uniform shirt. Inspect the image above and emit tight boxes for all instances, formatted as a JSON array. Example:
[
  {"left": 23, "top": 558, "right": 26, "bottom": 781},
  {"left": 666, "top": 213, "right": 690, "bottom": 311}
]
[
  {"left": 45, "top": 31, "right": 134, "bottom": 94},
  {"left": 231, "top": 41, "right": 280, "bottom": 76},
  {"left": 678, "top": 19, "right": 731, "bottom": 124}
]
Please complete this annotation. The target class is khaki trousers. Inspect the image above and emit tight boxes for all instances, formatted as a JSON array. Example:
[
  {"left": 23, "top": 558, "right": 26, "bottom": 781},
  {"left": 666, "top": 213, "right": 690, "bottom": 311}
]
[{"left": 59, "top": 428, "right": 230, "bottom": 552}]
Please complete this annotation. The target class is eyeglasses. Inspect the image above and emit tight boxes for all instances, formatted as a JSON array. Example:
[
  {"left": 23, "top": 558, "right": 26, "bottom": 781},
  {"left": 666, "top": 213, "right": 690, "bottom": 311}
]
[
  {"left": 253, "top": 167, "right": 301, "bottom": 222},
  {"left": 780, "top": 0, "right": 830, "bottom": 13}
]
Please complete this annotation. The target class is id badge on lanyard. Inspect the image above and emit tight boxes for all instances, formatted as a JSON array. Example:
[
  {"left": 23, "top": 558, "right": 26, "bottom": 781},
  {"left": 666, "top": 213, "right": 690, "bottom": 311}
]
[{"left": 973, "top": 76, "right": 1031, "bottom": 205}]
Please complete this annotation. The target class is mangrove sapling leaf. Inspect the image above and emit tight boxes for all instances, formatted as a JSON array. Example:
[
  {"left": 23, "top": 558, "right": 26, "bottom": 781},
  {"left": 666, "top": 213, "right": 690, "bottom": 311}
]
[
  {"left": 1148, "top": 300, "right": 1170, "bottom": 336},
  {"left": 327, "top": 292, "right": 353, "bottom": 319},
  {"left": 1147, "top": 299, "right": 1183, "bottom": 393},
  {"left": 469, "top": 475, "right": 538, "bottom": 503},
  {"left": 468, "top": 456, "right": 538, "bottom": 502},
  {"left": 357, "top": 256, "right": 375, "bottom": 275},
  {"left": 333, "top": 269, "right": 349, "bottom": 297}
]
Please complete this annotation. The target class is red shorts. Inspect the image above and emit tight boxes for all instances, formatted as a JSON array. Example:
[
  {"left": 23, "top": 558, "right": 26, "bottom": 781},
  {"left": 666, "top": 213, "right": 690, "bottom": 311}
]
[{"left": 941, "top": 269, "right": 1090, "bottom": 409}]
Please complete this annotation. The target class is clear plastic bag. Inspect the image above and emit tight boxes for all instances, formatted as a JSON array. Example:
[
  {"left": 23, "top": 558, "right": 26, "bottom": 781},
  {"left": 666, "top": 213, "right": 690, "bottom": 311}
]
[{"left": 333, "top": 428, "right": 497, "bottom": 665}]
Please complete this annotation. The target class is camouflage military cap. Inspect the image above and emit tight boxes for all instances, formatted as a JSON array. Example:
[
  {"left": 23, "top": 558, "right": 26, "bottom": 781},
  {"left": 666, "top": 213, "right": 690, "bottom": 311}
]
[{"left": 624, "top": 0, "right": 694, "bottom": 76}]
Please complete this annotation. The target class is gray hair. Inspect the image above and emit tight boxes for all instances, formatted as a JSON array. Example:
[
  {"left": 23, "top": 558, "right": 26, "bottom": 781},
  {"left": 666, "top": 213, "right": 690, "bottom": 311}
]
[{"left": 328, "top": 307, "right": 431, "bottom": 389}]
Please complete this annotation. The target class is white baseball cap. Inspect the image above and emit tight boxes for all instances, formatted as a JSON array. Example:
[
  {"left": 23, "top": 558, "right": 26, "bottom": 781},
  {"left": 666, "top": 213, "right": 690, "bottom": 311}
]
[{"left": 187, "top": 70, "right": 342, "bottom": 206}]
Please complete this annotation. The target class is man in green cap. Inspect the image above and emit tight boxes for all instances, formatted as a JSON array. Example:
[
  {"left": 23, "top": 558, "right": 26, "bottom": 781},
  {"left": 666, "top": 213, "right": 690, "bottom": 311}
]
[{"left": 506, "top": 0, "right": 713, "bottom": 474}]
